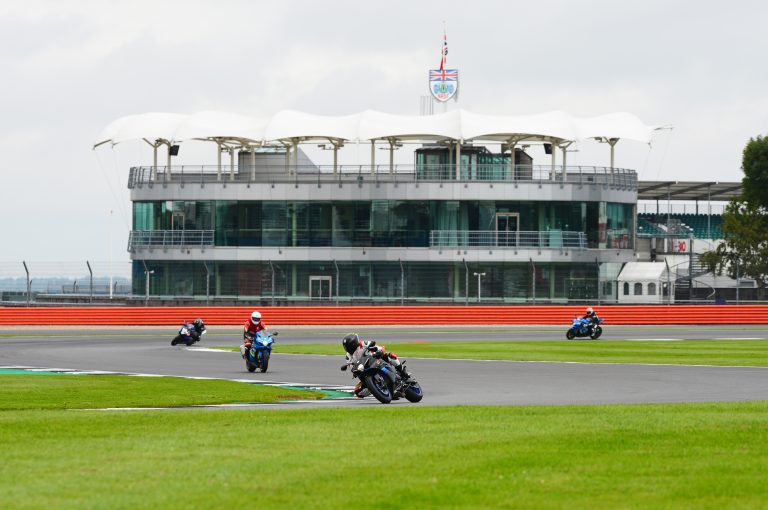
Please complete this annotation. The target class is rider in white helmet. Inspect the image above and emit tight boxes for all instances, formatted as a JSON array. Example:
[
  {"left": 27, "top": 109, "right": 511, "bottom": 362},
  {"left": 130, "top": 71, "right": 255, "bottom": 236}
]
[{"left": 240, "top": 310, "right": 268, "bottom": 359}]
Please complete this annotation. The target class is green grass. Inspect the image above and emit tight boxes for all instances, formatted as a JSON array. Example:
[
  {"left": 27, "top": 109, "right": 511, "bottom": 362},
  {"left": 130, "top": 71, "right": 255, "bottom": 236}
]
[
  {"left": 250, "top": 339, "right": 768, "bottom": 367},
  {"left": 0, "top": 374, "right": 320, "bottom": 410},
  {"left": 1, "top": 402, "right": 768, "bottom": 509}
]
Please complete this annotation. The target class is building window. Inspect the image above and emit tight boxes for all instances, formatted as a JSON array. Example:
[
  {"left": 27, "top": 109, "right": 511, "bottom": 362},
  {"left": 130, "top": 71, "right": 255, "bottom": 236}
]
[
  {"left": 648, "top": 283, "right": 657, "bottom": 295},
  {"left": 634, "top": 282, "right": 643, "bottom": 295},
  {"left": 623, "top": 282, "right": 630, "bottom": 295}
]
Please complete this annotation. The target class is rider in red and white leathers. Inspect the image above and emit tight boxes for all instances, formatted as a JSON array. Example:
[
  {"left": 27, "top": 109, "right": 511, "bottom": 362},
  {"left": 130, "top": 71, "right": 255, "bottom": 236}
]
[{"left": 240, "top": 310, "right": 268, "bottom": 358}]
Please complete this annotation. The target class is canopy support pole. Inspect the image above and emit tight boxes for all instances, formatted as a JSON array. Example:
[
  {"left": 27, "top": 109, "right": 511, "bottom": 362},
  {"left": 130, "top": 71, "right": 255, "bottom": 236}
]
[
  {"left": 608, "top": 138, "right": 618, "bottom": 174},
  {"left": 388, "top": 138, "right": 395, "bottom": 175},
  {"left": 333, "top": 144, "right": 338, "bottom": 174},
  {"left": 508, "top": 140, "right": 517, "bottom": 179},
  {"left": 561, "top": 146, "right": 567, "bottom": 182},
  {"left": 455, "top": 140, "right": 461, "bottom": 181},
  {"left": 216, "top": 140, "right": 222, "bottom": 181},
  {"left": 251, "top": 145, "right": 256, "bottom": 181},
  {"left": 292, "top": 139, "right": 299, "bottom": 175},
  {"left": 550, "top": 141, "right": 556, "bottom": 181},
  {"left": 229, "top": 147, "right": 235, "bottom": 181},
  {"left": 370, "top": 140, "right": 375, "bottom": 174}
]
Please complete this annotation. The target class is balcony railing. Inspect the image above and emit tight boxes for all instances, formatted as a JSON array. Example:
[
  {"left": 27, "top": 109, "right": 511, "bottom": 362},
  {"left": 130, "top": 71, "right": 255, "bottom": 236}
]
[
  {"left": 430, "top": 230, "right": 588, "bottom": 249},
  {"left": 128, "top": 230, "right": 214, "bottom": 250},
  {"left": 128, "top": 164, "right": 637, "bottom": 190}
]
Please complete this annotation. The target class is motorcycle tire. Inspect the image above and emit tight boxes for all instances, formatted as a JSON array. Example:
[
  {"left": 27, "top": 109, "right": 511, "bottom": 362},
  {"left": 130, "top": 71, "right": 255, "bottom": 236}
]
[
  {"left": 245, "top": 358, "right": 258, "bottom": 372},
  {"left": 590, "top": 326, "right": 603, "bottom": 340},
  {"left": 404, "top": 382, "right": 423, "bottom": 403},
  {"left": 363, "top": 373, "right": 392, "bottom": 404},
  {"left": 171, "top": 335, "right": 182, "bottom": 346},
  {"left": 565, "top": 330, "right": 576, "bottom": 340},
  {"left": 260, "top": 352, "right": 270, "bottom": 373}
]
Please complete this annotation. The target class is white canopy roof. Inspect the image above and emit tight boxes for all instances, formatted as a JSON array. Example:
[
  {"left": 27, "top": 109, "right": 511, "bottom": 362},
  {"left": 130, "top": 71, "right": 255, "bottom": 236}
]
[
  {"left": 617, "top": 262, "right": 669, "bottom": 282},
  {"left": 94, "top": 109, "right": 661, "bottom": 148}
]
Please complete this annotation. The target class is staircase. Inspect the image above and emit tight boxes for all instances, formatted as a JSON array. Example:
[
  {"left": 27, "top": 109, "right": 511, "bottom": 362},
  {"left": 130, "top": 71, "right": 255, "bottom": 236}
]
[{"left": 674, "top": 253, "right": 714, "bottom": 302}]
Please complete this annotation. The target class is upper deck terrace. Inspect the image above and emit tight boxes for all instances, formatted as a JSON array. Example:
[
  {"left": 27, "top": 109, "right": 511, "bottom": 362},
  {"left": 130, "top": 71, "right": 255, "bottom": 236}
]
[{"left": 127, "top": 164, "right": 638, "bottom": 190}]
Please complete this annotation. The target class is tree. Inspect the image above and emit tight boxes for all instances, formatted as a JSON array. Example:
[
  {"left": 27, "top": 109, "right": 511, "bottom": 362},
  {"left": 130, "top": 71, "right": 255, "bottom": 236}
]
[
  {"left": 742, "top": 135, "right": 768, "bottom": 209},
  {"left": 701, "top": 135, "right": 768, "bottom": 299}
]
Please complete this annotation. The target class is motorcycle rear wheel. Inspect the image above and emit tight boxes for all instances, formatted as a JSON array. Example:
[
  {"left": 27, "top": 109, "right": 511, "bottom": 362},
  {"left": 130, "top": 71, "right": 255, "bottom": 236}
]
[
  {"left": 245, "top": 358, "right": 257, "bottom": 372},
  {"left": 404, "top": 382, "right": 423, "bottom": 403},
  {"left": 565, "top": 330, "right": 576, "bottom": 340},
  {"left": 590, "top": 326, "right": 603, "bottom": 340},
  {"left": 364, "top": 373, "right": 392, "bottom": 404}
]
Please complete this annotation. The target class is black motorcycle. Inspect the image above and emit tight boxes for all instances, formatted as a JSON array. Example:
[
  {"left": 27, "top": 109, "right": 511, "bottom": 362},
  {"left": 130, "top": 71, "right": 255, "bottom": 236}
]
[{"left": 343, "top": 351, "right": 423, "bottom": 404}]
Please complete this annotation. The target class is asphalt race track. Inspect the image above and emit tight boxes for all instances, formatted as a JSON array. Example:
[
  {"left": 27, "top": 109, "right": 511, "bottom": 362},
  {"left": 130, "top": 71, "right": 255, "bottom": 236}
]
[{"left": 2, "top": 325, "right": 768, "bottom": 408}]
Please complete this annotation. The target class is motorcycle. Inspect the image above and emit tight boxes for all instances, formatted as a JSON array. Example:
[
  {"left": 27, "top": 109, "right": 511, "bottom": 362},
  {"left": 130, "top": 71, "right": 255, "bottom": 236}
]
[
  {"left": 171, "top": 324, "right": 206, "bottom": 346},
  {"left": 244, "top": 331, "right": 277, "bottom": 373},
  {"left": 343, "top": 351, "right": 423, "bottom": 404},
  {"left": 566, "top": 317, "right": 604, "bottom": 340}
]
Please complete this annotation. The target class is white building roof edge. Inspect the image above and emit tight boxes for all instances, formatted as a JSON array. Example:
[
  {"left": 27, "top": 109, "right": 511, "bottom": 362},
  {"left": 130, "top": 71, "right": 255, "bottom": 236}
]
[{"left": 94, "top": 109, "right": 661, "bottom": 148}]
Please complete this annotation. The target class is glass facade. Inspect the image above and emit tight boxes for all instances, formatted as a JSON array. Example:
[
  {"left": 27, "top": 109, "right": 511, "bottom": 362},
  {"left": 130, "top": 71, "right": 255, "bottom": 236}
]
[
  {"left": 133, "top": 200, "right": 632, "bottom": 250},
  {"left": 132, "top": 260, "right": 602, "bottom": 302}
]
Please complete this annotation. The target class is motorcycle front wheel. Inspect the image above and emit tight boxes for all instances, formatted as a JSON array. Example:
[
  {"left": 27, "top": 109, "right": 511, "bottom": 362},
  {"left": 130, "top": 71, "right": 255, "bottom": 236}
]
[
  {"left": 259, "top": 352, "right": 270, "bottom": 373},
  {"left": 590, "top": 326, "right": 603, "bottom": 340},
  {"left": 364, "top": 373, "right": 392, "bottom": 404},
  {"left": 565, "top": 330, "right": 576, "bottom": 340},
  {"left": 404, "top": 382, "right": 423, "bottom": 403},
  {"left": 245, "top": 358, "right": 258, "bottom": 372},
  {"left": 171, "top": 335, "right": 182, "bottom": 346}
]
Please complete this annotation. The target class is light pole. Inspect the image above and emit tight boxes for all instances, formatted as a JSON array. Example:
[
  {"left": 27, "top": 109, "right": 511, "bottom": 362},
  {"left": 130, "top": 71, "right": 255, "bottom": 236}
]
[{"left": 473, "top": 272, "right": 485, "bottom": 303}]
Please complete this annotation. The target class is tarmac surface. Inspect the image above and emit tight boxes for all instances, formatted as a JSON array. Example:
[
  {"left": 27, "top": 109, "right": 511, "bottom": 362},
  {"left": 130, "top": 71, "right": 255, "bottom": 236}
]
[{"left": 2, "top": 325, "right": 768, "bottom": 408}]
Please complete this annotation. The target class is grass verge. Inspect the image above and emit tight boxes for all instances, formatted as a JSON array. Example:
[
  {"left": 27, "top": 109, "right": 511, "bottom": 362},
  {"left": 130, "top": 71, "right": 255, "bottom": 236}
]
[
  {"left": 0, "top": 374, "right": 321, "bottom": 410},
  {"left": 1, "top": 402, "right": 768, "bottom": 509},
  {"left": 222, "top": 339, "right": 768, "bottom": 367}
]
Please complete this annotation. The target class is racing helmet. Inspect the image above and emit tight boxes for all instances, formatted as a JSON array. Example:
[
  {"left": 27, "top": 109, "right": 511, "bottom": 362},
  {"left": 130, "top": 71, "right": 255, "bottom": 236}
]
[
  {"left": 585, "top": 307, "right": 594, "bottom": 316},
  {"left": 193, "top": 318, "right": 204, "bottom": 329},
  {"left": 251, "top": 311, "right": 262, "bottom": 325},
  {"left": 342, "top": 333, "right": 361, "bottom": 355}
]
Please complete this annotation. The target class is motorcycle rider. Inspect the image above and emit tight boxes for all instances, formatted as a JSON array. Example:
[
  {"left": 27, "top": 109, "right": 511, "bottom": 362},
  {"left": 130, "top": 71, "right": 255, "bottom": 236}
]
[
  {"left": 340, "top": 333, "right": 410, "bottom": 398},
  {"left": 240, "top": 310, "right": 268, "bottom": 359},
  {"left": 181, "top": 318, "right": 206, "bottom": 345},
  {"left": 581, "top": 307, "right": 600, "bottom": 333}
]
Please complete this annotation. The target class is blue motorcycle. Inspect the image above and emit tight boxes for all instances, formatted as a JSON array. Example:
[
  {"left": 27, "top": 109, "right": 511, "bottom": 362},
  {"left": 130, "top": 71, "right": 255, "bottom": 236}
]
[
  {"left": 245, "top": 331, "right": 277, "bottom": 373},
  {"left": 566, "top": 317, "right": 604, "bottom": 340},
  {"left": 171, "top": 323, "right": 206, "bottom": 346}
]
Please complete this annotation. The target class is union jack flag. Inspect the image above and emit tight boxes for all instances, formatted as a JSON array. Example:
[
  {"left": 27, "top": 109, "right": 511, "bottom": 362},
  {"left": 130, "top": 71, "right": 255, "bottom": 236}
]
[{"left": 429, "top": 69, "right": 458, "bottom": 81}]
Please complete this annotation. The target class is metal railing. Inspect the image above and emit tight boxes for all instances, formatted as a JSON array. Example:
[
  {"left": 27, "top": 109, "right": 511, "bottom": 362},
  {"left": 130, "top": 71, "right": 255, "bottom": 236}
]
[
  {"left": 430, "top": 230, "right": 587, "bottom": 249},
  {"left": 128, "top": 230, "right": 215, "bottom": 250},
  {"left": 128, "top": 164, "right": 637, "bottom": 189}
]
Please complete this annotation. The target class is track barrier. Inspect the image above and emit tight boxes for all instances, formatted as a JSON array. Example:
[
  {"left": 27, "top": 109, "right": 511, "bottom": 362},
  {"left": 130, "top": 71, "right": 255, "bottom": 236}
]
[{"left": 1, "top": 305, "right": 768, "bottom": 326}]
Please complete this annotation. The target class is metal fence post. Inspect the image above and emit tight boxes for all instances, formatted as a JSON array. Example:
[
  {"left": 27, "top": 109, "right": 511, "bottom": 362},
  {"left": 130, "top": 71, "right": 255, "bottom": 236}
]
[
  {"left": 203, "top": 261, "right": 210, "bottom": 305},
  {"left": 334, "top": 260, "right": 339, "bottom": 306},
  {"left": 23, "top": 261, "right": 30, "bottom": 306},
  {"left": 399, "top": 259, "right": 405, "bottom": 305},
  {"left": 86, "top": 261, "right": 93, "bottom": 303},
  {"left": 269, "top": 260, "right": 275, "bottom": 307}
]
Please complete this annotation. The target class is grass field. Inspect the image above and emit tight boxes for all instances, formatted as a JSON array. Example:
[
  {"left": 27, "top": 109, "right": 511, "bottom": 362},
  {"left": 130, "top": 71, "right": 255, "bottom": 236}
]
[
  {"left": 0, "top": 374, "right": 320, "bottom": 410},
  {"left": 239, "top": 339, "right": 768, "bottom": 367},
  {"left": 1, "top": 397, "right": 767, "bottom": 509}
]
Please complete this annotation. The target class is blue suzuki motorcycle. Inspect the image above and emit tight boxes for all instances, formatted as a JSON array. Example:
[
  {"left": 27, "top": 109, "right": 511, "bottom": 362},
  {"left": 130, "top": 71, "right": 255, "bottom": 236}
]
[
  {"left": 245, "top": 331, "right": 277, "bottom": 373},
  {"left": 566, "top": 317, "right": 604, "bottom": 340}
]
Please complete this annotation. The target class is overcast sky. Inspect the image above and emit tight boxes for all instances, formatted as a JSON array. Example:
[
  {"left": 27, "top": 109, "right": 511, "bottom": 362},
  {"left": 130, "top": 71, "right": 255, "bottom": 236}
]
[{"left": 1, "top": 0, "right": 766, "bottom": 269}]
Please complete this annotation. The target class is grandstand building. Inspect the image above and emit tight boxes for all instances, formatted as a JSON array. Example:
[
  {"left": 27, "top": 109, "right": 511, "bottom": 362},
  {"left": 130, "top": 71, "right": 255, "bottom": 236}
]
[{"left": 95, "top": 110, "right": 738, "bottom": 304}]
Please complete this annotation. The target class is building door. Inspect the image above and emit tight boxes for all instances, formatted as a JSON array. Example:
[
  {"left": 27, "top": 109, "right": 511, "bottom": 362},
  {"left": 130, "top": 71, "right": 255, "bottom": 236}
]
[
  {"left": 172, "top": 211, "right": 185, "bottom": 230},
  {"left": 495, "top": 213, "right": 520, "bottom": 247},
  {"left": 309, "top": 276, "right": 332, "bottom": 300}
]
